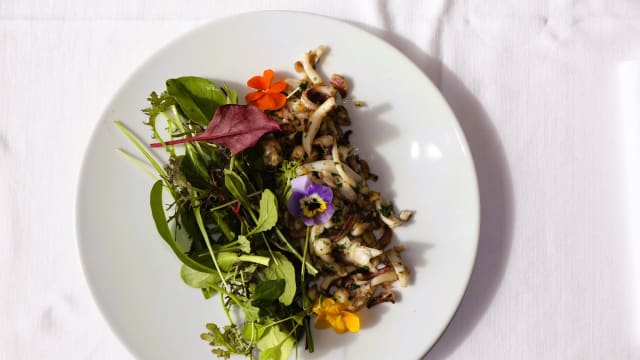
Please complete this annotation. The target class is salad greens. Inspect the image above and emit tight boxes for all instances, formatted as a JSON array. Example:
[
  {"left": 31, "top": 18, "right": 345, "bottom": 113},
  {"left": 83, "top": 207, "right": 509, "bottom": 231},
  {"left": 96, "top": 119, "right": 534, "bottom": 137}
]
[{"left": 116, "top": 76, "right": 317, "bottom": 359}]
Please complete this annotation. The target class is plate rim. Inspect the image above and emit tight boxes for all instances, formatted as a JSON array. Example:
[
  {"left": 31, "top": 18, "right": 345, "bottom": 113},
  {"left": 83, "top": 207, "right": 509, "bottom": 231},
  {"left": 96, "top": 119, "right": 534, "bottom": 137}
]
[{"left": 75, "top": 10, "right": 480, "bottom": 359}]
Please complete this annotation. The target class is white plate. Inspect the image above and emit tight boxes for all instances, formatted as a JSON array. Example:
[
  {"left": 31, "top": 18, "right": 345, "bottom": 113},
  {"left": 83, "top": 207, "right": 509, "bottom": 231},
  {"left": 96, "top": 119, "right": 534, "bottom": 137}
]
[{"left": 76, "top": 11, "right": 479, "bottom": 360}]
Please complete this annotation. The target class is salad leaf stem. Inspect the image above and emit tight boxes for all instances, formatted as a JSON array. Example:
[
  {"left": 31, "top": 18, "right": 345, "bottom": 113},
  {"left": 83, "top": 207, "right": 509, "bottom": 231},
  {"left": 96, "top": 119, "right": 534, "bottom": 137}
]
[
  {"left": 115, "top": 149, "right": 159, "bottom": 180},
  {"left": 114, "top": 121, "right": 167, "bottom": 178},
  {"left": 194, "top": 205, "right": 230, "bottom": 290},
  {"left": 220, "top": 292, "right": 234, "bottom": 325},
  {"left": 273, "top": 225, "right": 318, "bottom": 276},
  {"left": 210, "top": 191, "right": 261, "bottom": 212},
  {"left": 304, "top": 317, "right": 314, "bottom": 352},
  {"left": 301, "top": 226, "right": 310, "bottom": 284}
]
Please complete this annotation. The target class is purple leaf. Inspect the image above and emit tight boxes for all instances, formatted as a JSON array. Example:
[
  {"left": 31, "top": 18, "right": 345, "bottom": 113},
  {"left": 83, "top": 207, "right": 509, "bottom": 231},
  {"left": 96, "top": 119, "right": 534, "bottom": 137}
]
[{"left": 150, "top": 104, "right": 280, "bottom": 154}]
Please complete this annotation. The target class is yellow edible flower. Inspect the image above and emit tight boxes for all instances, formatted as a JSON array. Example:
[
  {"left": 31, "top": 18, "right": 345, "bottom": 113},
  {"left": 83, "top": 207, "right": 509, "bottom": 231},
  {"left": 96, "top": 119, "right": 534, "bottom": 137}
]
[{"left": 312, "top": 297, "right": 360, "bottom": 334}]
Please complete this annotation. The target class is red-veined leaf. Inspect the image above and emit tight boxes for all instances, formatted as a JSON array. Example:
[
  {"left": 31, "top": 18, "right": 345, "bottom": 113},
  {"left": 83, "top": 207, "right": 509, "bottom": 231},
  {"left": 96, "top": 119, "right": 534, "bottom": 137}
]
[{"left": 151, "top": 104, "right": 280, "bottom": 154}]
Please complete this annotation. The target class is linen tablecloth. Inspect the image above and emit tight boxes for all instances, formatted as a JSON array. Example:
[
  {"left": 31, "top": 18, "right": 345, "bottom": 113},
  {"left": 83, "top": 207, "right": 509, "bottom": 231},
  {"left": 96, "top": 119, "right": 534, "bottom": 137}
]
[{"left": 2, "top": 0, "right": 639, "bottom": 358}]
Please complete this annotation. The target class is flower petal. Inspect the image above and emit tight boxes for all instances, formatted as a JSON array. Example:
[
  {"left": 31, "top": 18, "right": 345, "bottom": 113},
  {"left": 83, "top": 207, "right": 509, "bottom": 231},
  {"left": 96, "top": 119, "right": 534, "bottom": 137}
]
[
  {"left": 262, "top": 69, "right": 274, "bottom": 87},
  {"left": 291, "top": 175, "right": 313, "bottom": 194},
  {"left": 255, "top": 94, "right": 276, "bottom": 110},
  {"left": 325, "top": 302, "right": 344, "bottom": 316},
  {"left": 301, "top": 216, "right": 317, "bottom": 226},
  {"left": 245, "top": 91, "right": 265, "bottom": 102},
  {"left": 308, "top": 182, "right": 333, "bottom": 203},
  {"left": 315, "top": 315, "right": 332, "bottom": 329},
  {"left": 247, "top": 75, "right": 268, "bottom": 91},
  {"left": 329, "top": 314, "right": 347, "bottom": 334},
  {"left": 287, "top": 191, "right": 306, "bottom": 218},
  {"left": 313, "top": 202, "right": 335, "bottom": 225},
  {"left": 312, "top": 301, "right": 324, "bottom": 316},
  {"left": 269, "top": 93, "right": 287, "bottom": 110},
  {"left": 268, "top": 80, "right": 287, "bottom": 93},
  {"left": 342, "top": 312, "right": 360, "bottom": 332},
  {"left": 323, "top": 298, "right": 336, "bottom": 306},
  {"left": 255, "top": 93, "right": 286, "bottom": 111}
]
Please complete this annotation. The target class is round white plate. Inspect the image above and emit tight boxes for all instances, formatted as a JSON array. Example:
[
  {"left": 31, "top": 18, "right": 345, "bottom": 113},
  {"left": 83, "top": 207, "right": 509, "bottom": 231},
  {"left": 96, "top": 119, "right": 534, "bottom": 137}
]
[{"left": 77, "top": 11, "right": 479, "bottom": 360}]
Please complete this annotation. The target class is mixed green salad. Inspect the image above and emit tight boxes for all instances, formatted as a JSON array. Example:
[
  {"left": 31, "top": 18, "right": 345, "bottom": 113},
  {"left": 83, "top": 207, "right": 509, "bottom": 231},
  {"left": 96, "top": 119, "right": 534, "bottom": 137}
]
[{"left": 116, "top": 46, "right": 413, "bottom": 359}]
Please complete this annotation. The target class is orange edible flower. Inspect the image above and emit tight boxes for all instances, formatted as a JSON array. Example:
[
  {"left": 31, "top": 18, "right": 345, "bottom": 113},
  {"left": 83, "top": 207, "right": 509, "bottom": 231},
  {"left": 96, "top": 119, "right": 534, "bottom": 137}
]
[
  {"left": 312, "top": 297, "right": 360, "bottom": 334},
  {"left": 245, "top": 69, "right": 287, "bottom": 111}
]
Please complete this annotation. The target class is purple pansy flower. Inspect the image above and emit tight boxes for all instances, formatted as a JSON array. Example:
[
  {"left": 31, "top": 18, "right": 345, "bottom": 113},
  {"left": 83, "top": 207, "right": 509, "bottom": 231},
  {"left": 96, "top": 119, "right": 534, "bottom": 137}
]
[{"left": 287, "top": 175, "right": 335, "bottom": 226}]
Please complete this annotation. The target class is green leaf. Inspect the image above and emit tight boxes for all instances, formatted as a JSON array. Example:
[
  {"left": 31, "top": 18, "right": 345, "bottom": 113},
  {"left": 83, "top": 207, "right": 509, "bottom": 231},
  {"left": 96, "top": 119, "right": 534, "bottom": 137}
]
[
  {"left": 181, "top": 143, "right": 210, "bottom": 186},
  {"left": 177, "top": 204, "right": 203, "bottom": 246},
  {"left": 216, "top": 251, "right": 239, "bottom": 272},
  {"left": 263, "top": 252, "right": 296, "bottom": 306},
  {"left": 201, "top": 287, "right": 216, "bottom": 299},
  {"left": 215, "top": 251, "right": 270, "bottom": 271},
  {"left": 256, "top": 325, "right": 285, "bottom": 350},
  {"left": 256, "top": 325, "right": 295, "bottom": 360},
  {"left": 237, "top": 235, "right": 251, "bottom": 253},
  {"left": 212, "top": 210, "right": 236, "bottom": 242},
  {"left": 167, "top": 77, "right": 227, "bottom": 126},
  {"left": 149, "top": 180, "right": 215, "bottom": 273},
  {"left": 242, "top": 322, "right": 268, "bottom": 342},
  {"left": 180, "top": 264, "right": 221, "bottom": 288},
  {"left": 237, "top": 255, "right": 270, "bottom": 267},
  {"left": 201, "top": 323, "right": 251, "bottom": 358},
  {"left": 143, "top": 90, "right": 175, "bottom": 125},
  {"left": 276, "top": 160, "right": 301, "bottom": 205},
  {"left": 247, "top": 189, "right": 278, "bottom": 236},
  {"left": 252, "top": 279, "right": 285, "bottom": 302},
  {"left": 224, "top": 169, "right": 250, "bottom": 206},
  {"left": 242, "top": 302, "right": 261, "bottom": 322},
  {"left": 259, "top": 346, "right": 281, "bottom": 360}
]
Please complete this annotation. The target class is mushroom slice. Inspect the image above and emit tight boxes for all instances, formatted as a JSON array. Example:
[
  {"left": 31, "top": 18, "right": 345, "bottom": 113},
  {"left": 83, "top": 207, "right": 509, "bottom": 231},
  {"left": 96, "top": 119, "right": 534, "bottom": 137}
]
[
  {"left": 301, "top": 85, "right": 337, "bottom": 110},
  {"left": 332, "top": 142, "right": 359, "bottom": 188},
  {"left": 347, "top": 281, "right": 374, "bottom": 311},
  {"left": 366, "top": 289, "right": 397, "bottom": 308},
  {"left": 336, "top": 236, "right": 383, "bottom": 268},
  {"left": 303, "top": 97, "right": 336, "bottom": 155},
  {"left": 376, "top": 198, "right": 414, "bottom": 228},
  {"left": 259, "top": 138, "right": 282, "bottom": 167},
  {"left": 296, "top": 159, "right": 360, "bottom": 201},
  {"left": 386, "top": 247, "right": 409, "bottom": 287},
  {"left": 369, "top": 271, "right": 399, "bottom": 287},
  {"left": 312, "top": 237, "right": 334, "bottom": 264},
  {"left": 350, "top": 222, "right": 370, "bottom": 237},
  {"left": 330, "top": 74, "right": 349, "bottom": 97},
  {"left": 302, "top": 46, "right": 328, "bottom": 85}
]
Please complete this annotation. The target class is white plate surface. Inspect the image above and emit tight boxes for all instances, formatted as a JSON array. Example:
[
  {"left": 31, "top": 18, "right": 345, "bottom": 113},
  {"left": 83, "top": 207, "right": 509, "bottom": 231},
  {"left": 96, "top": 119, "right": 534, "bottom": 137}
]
[{"left": 77, "top": 11, "right": 479, "bottom": 360}]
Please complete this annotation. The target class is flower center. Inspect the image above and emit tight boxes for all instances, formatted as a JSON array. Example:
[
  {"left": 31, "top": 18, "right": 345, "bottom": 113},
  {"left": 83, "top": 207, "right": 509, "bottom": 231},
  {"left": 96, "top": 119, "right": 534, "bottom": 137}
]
[{"left": 300, "top": 193, "right": 327, "bottom": 218}]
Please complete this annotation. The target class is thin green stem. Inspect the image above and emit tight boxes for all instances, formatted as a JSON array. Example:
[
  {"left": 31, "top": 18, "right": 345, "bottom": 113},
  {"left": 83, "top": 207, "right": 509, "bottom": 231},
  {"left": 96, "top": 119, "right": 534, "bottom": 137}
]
[
  {"left": 115, "top": 149, "right": 159, "bottom": 180},
  {"left": 209, "top": 283, "right": 244, "bottom": 309},
  {"left": 302, "top": 227, "right": 310, "bottom": 283},
  {"left": 210, "top": 191, "right": 261, "bottom": 212},
  {"left": 170, "top": 105, "right": 187, "bottom": 133},
  {"left": 274, "top": 226, "right": 318, "bottom": 276},
  {"left": 261, "top": 233, "right": 277, "bottom": 265},
  {"left": 159, "top": 112, "right": 177, "bottom": 157},
  {"left": 114, "top": 121, "right": 166, "bottom": 177},
  {"left": 194, "top": 205, "right": 229, "bottom": 290},
  {"left": 220, "top": 292, "right": 234, "bottom": 325},
  {"left": 304, "top": 316, "right": 314, "bottom": 352}
]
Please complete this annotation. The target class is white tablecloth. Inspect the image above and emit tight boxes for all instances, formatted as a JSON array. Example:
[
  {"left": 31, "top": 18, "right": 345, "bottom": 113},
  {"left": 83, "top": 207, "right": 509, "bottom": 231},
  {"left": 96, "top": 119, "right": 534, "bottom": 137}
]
[{"left": 2, "top": 1, "right": 639, "bottom": 358}]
